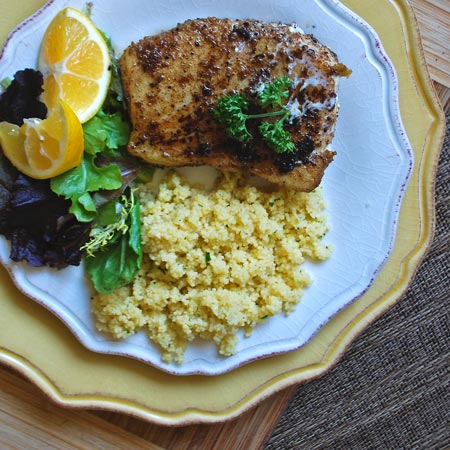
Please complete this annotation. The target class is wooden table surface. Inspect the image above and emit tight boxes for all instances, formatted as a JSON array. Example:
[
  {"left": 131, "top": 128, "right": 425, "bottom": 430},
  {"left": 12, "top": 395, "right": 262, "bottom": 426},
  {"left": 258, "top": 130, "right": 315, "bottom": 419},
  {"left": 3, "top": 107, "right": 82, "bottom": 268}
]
[{"left": 1, "top": 1, "right": 449, "bottom": 449}]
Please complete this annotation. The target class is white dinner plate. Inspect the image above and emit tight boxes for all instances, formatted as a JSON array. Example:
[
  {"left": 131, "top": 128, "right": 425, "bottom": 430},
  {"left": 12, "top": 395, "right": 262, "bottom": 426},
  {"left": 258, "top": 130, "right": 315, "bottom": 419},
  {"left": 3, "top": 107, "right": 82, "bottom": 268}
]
[{"left": 0, "top": 0, "right": 412, "bottom": 375}]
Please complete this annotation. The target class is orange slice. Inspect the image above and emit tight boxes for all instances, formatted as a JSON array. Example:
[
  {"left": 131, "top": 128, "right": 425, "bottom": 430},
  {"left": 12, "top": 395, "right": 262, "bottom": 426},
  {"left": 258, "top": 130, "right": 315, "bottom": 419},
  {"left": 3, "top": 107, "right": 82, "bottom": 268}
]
[
  {"left": 38, "top": 7, "right": 111, "bottom": 123},
  {"left": 0, "top": 99, "right": 84, "bottom": 179}
]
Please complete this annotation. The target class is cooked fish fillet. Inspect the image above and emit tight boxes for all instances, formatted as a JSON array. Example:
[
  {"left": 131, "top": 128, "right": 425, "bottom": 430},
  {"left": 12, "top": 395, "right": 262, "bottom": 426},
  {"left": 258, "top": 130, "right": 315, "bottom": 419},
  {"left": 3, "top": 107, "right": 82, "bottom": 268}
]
[{"left": 120, "top": 17, "right": 350, "bottom": 191}]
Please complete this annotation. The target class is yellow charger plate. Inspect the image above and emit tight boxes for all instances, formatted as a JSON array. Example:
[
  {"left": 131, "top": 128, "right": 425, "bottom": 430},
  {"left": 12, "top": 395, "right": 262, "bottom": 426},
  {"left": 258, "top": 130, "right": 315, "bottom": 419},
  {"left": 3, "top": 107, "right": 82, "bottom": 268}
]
[{"left": 0, "top": 0, "right": 445, "bottom": 424}]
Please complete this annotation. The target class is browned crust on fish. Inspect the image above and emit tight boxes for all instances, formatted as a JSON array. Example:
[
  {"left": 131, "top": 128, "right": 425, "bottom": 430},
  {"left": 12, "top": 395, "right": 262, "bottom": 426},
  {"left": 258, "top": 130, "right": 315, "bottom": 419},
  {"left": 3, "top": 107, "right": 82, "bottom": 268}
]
[{"left": 120, "top": 17, "right": 350, "bottom": 191}]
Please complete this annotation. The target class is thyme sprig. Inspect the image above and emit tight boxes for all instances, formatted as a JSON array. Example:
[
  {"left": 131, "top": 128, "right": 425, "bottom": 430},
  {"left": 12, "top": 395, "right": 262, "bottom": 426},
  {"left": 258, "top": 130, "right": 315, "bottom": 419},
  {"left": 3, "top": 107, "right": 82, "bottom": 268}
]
[{"left": 81, "top": 189, "right": 137, "bottom": 257}]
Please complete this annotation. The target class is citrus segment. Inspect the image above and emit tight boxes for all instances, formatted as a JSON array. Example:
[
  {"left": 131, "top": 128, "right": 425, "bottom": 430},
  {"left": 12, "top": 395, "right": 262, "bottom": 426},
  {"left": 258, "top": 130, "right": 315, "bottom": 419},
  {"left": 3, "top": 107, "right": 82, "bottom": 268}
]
[
  {"left": 0, "top": 100, "right": 84, "bottom": 179},
  {"left": 59, "top": 74, "right": 100, "bottom": 113},
  {"left": 38, "top": 7, "right": 111, "bottom": 123},
  {"left": 41, "top": 74, "right": 60, "bottom": 109}
]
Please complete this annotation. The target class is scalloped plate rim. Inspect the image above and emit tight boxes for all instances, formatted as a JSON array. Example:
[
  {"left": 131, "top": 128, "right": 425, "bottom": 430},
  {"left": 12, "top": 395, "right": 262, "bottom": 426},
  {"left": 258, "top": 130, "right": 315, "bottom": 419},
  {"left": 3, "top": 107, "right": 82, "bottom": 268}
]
[{"left": 0, "top": 0, "right": 413, "bottom": 376}]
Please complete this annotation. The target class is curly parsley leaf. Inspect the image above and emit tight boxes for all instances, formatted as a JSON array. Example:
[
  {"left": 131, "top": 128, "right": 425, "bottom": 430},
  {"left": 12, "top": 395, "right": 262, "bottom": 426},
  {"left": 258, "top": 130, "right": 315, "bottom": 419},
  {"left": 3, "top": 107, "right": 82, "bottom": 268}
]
[
  {"left": 259, "top": 76, "right": 293, "bottom": 109},
  {"left": 259, "top": 119, "right": 295, "bottom": 153},
  {"left": 213, "top": 93, "right": 252, "bottom": 141},
  {"left": 213, "top": 77, "right": 295, "bottom": 154}
]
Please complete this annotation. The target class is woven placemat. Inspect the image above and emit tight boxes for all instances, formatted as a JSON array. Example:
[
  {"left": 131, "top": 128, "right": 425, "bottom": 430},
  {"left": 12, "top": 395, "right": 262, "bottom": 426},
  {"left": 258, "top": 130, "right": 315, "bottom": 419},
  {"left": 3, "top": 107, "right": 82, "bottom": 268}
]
[{"left": 265, "top": 112, "right": 450, "bottom": 450}]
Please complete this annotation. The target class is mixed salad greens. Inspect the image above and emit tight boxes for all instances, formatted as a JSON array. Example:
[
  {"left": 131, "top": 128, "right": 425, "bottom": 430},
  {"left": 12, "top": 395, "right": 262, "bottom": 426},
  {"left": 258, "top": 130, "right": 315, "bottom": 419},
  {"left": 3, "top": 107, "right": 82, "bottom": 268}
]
[
  {"left": 0, "top": 34, "right": 153, "bottom": 294},
  {"left": 0, "top": 12, "right": 301, "bottom": 297}
]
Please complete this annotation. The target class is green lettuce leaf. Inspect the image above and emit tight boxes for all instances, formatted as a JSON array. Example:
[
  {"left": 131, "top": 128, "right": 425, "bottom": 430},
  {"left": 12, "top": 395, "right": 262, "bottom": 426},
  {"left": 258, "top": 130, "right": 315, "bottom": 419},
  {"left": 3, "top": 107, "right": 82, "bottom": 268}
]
[
  {"left": 84, "top": 191, "right": 142, "bottom": 294},
  {"left": 83, "top": 110, "right": 129, "bottom": 155},
  {"left": 50, "top": 92, "right": 130, "bottom": 223},
  {"left": 50, "top": 154, "right": 122, "bottom": 222}
]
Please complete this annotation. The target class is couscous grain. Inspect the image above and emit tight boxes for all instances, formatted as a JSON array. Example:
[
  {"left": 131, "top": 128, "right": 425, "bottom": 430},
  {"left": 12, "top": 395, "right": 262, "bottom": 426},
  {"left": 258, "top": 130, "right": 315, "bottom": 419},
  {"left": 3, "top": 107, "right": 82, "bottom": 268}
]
[{"left": 92, "top": 170, "right": 331, "bottom": 363}]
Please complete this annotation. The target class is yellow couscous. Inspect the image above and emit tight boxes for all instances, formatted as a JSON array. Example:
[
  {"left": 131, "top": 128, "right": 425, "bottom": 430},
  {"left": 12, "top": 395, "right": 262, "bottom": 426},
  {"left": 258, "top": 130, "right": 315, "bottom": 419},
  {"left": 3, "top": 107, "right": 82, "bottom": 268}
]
[{"left": 92, "top": 170, "right": 331, "bottom": 363}]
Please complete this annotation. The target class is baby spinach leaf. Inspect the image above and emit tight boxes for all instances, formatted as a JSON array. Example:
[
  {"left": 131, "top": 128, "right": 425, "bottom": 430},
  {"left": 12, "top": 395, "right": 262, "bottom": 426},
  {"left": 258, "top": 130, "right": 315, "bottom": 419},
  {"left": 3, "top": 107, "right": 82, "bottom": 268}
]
[{"left": 84, "top": 189, "right": 142, "bottom": 294}]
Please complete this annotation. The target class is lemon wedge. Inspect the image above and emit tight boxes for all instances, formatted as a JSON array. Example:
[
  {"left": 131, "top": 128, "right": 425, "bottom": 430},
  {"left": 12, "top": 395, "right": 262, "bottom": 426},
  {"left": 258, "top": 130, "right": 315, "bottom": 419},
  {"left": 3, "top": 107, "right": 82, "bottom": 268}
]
[
  {"left": 0, "top": 99, "right": 84, "bottom": 179},
  {"left": 38, "top": 7, "right": 111, "bottom": 123}
]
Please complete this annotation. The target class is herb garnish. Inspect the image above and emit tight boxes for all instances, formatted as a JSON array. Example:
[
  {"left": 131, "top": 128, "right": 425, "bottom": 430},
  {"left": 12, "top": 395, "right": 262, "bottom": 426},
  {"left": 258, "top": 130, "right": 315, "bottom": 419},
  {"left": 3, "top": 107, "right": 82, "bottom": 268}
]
[
  {"left": 0, "top": 23, "right": 150, "bottom": 293},
  {"left": 83, "top": 188, "right": 142, "bottom": 294},
  {"left": 82, "top": 189, "right": 138, "bottom": 257},
  {"left": 213, "top": 76, "right": 295, "bottom": 154}
]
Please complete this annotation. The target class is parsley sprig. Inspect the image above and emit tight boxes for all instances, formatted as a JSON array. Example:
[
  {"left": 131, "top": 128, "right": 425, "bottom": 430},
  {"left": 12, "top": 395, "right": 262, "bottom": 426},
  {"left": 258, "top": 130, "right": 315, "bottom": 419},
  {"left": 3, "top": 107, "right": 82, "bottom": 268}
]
[{"left": 214, "top": 76, "right": 295, "bottom": 153}]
